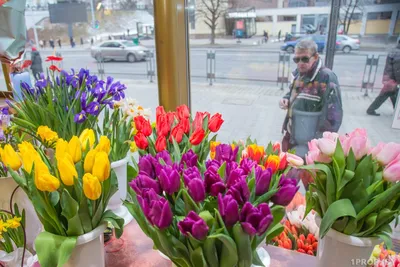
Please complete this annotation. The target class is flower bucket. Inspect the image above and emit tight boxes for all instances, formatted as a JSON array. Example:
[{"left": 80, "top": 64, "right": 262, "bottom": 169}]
[
  {"left": 292, "top": 109, "right": 322, "bottom": 158},
  {"left": 107, "top": 158, "right": 132, "bottom": 225},
  {"left": 64, "top": 224, "right": 107, "bottom": 267},
  {"left": 317, "top": 227, "right": 380, "bottom": 267},
  {"left": 0, "top": 177, "right": 42, "bottom": 251}
]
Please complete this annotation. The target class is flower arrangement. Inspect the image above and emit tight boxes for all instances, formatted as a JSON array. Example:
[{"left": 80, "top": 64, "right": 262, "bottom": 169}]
[
  {"left": 1, "top": 128, "right": 124, "bottom": 266},
  {"left": 7, "top": 61, "right": 127, "bottom": 141},
  {"left": 369, "top": 243, "right": 400, "bottom": 267},
  {"left": 125, "top": 136, "right": 302, "bottom": 267},
  {"left": 303, "top": 129, "right": 400, "bottom": 245},
  {"left": 133, "top": 105, "right": 224, "bottom": 162}
]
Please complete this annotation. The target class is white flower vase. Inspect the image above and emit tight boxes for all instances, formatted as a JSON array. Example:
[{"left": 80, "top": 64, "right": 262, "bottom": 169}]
[
  {"left": 317, "top": 227, "right": 380, "bottom": 267},
  {"left": 0, "top": 177, "right": 42, "bottom": 252},
  {"left": 64, "top": 224, "right": 107, "bottom": 267},
  {"left": 107, "top": 158, "right": 133, "bottom": 225}
]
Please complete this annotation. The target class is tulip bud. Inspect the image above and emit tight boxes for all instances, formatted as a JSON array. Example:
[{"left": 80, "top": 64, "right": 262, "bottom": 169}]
[
  {"left": 92, "top": 151, "right": 110, "bottom": 182},
  {"left": 58, "top": 156, "right": 78, "bottom": 186},
  {"left": 1, "top": 144, "right": 22, "bottom": 171},
  {"left": 83, "top": 173, "right": 102, "bottom": 200},
  {"left": 383, "top": 155, "right": 400, "bottom": 182},
  {"left": 187, "top": 178, "right": 206, "bottom": 203},
  {"left": 204, "top": 164, "right": 226, "bottom": 197},
  {"left": 55, "top": 139, "right": 69, "bottom": 162},
  {"left": 226, "top": 178, "right": 250, "bottom": 205},
  {"left": 155, "top": 135, "right": 167, "bottom": 152},
  {"left": 159, "top": 165, "right": 180, "bottom": 195},
  {"left": 265, "top": 155, "right": 280, "bottom": 174},
  {"left": 240, "top": 158, "right": 257, "bottom": 176},
  {"left": 138, "top": 155, "right": 156, "bottom": 177},
  {"left": 247, "top": 144, "right": 265, "bottom": 163},
  {"left": 208, "top": 113, "right": 224, "bottom": 132},
  {"left": 134, "top": 132, "right": 149, "bottom": 150},
  {"left": 218, "top": 194, "right": 239, "bottom": 227},
  {"left": 35, "top": 172, "right": 60, "bottom": 192},
  {"left": 148, "top": 197, "right": 173, "bottom": 229},
  {"left": 181, "top": 150, "right": 198, "bottom": 169},
  {"left": 129, "top": 174, "right": 161, "bottom": 195},
  {"left": 255, "top": 168, "right": 272, "bottom": 196},
  {"left": 240, "top": 202, "right": 273, "bottom": 236},
  {"left": 84, "top": 149, "right": 97, "bottom": 173},
  {"left": 95, "top": 136, "right": 111, "bottom": 154},
  {"left": 271, "top": 176, "right": 299, "bottom": 206},
  {"left": 178, "top": 211, "right": 209, "bottom": 240},
  {"left": 176, "top": 105, "right": 190, "bottom": 120},
  {"left": 215, "top": 144, "right": 239, "bottom": 162},
  {"left": 68, "top": 136, "right": 82, "bottom": 163},
  {"left": 79, "top": 129, "right": 95, "bottom": 150},
  {"left": 18, "top": 142, "right": 40, "bottom": 173}
]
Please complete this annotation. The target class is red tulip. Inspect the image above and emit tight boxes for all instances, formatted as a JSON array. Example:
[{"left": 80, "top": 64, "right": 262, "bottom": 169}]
[
  {"left": 208, "top": 113, "right": 224, "bottom": 132},
  {"left": 170, "top": 125, "right": 185, "bottom": 144},
  {"left": 178, "top": 117, "right": 190, "bottom": 134},
  {"left": 134, "top": 116, "right": 152, "bottom": 137},
  {"left": 192, "top": 112, "right": 204, "bottom": 131},
  {"left": 156, "top": 115, "right": 170, "bottom": 137},
  {"left": 189, "top": 128, "right": 205, "bottom": 146},
  {"left": 134, "top": 132, "right": 148, "bottom": 150},
  {"left": 155, "top": 135, "right": 167, "bottom": 152},
  {"left": 176, "top": 105, "right": 190, "bottom": 120}
]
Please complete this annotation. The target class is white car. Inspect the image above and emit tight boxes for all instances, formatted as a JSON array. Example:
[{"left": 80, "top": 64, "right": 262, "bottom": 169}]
[{"left": 91, "top": 40, "right": 150, "bottom": 62}]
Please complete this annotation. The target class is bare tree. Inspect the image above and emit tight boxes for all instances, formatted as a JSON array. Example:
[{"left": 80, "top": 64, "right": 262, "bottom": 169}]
[
  {"left": 340, "top": 0, "right": 364, "bottom": 35},
  {"left": 196, "top": 0, "right": 229, "bottom": 45}
]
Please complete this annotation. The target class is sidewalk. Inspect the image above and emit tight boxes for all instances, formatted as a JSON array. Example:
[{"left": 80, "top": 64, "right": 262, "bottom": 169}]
[{"left": 120, "top": 80, "right": 400, "bottom": 146}]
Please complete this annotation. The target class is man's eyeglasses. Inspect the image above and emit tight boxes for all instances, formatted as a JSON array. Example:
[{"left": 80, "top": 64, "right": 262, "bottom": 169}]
[{"left": 293, "top": 54, "right": 316, "bottom": 63}]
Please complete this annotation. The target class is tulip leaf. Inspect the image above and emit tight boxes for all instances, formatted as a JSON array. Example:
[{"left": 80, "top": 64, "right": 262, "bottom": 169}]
[
  {"left": 214, "top": 209, "right": 229, "bottom": 236},
  {"left": 253, "top": 189, "right": 279, "bottom": 206},
  {"left": 333, "top": 140, "right": 345, "bottom": 178},
  {"left": 346, "top": 149, "right": 356, "bottom": 172},
  {"left": 340, "top": 178, "right": 368, "bottom": 214},
  {"left": 8, "top": 168, "right": 27, "bottom": 189},
  {"left": 190, "top": 246, "right": 208, "bottom": 267},
  {"left": 233, "top": 224, "right": 252, "bottom": 267},
  {"left": 203, "top": 238, "right": 219, "bottom": 267},
  {"left": 208, "top": 234, "right": 238, "bottom": 267},
  {"left": 338, "top": 170, "right": 355, "bottom": 195},
  {"left": 50, "top": 191, "right": 60, "bottom": 207},
  {"left": 354, "top": 155, "right": 373, "bottom": 187},
  {"left": 172, "top": 137, "right": 182, "bottom": 163},
  {"left": 199, "top": 210, "right": 215, "bottom": 229},
  {"left": 124, "top": 197, "right": 151, "bottom": 236},
  {"left": 373, "top": 232, "right": 391, "bottom": 249},
  {"left": 265, "top": 223, "right": 284, "bottom": 243},
  {"left": 356, "top": 182, "right": 400, "bottom": 221},
  {"left": 101, "top": 210, "right": 124, "bottom": 238},
  {"left": 309, "top": 184, "right": 328, "bottom": 215},
  {"left": 319, "top": 199, "right": 357, "bottom": 239},
  {"left": 188, "top": 234, "right": 202, "bottom": 250},
  {"left": 271, "top": 206, "right": 285, "bottom": 227},
  {"left": 301, "top": 164, "right": 335, "bottom": 205},
  {"left": 332, "top": 217, "right": 349, "bottom": 233},
  {"left": 252, "top": 248, "right": 265, "bottom": 267},
  {"left": 60, "top": 189, "right": 84, "bottom": 236},
  {"left": 182, "top": 189, "right": 199, "bottom": 213},
  {"left": 78, "top": 194, "right": 93, "bottom": 233},
  {"left": 343, "top": 218, "right": 357, "bottom": 235},
  {"left": 218, "top": 162, "right": 227, "bottom": 180},
  {"left": 127, "top": 164, "right": 138, "bottom": 182}
]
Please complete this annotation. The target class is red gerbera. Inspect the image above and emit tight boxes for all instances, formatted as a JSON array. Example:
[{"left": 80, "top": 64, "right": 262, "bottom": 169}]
[
  {"left": 46, "top": 55, "right": 63, "bottom": 62},
  {"left": 49, "top": 65, "right": 61, "bottom": 72}
]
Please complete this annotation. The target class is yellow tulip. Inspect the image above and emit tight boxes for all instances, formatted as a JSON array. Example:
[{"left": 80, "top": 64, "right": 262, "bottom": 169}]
[
  {"left": 0, "top": 147, "right": 3, "bottom": 161},
  {"left": 35, "top": 172, "right": 60, "bottom": 192},
  {"left": 79, "top": 129, "right": 95, "bottom": 151},
  {"left": 95, "top": 136, "right": 111, "bottom": 154},
  {"left": 37, "top": 126, "right": 58, "bottom": 143},
  {"left": 34, "top": 158, "right": 50, "bottom": 182},
  {"left": 55, "top": 139, "right": 69, "bottom": 161},
  {"left": 18, "top": 142, "right": 41, "bottom": 173},
  {"left": 68, "top": 136, "right": 82, "bottom": 163},
  {"left": 1, "top": 144, "right": 22, "bottom": 171},
  {"left": 18, "top": 142, "right": 36, "bottom": 154},
  {"left": 83, "top": 173, "right": 102, "bottom": 200},
  {"left": 92, "top": 151, "right": 110, "bottom": 182},
  {"left": 58, "top": 157, "right": 78, "bottom": 186},
  {"left": 84, "top": 149, "right": 97, "bottom": 173}
]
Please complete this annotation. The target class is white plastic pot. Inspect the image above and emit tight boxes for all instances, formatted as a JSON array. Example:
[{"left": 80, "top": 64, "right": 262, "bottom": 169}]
[
  {"left": 317, "top": 226, "right": 380, "bottom": 267},
  {"left": 107, "top": 158, "right": 132, "bottom": 225},
  {"left": 64, "top": 224, "right": 107, "bottom": 267}
]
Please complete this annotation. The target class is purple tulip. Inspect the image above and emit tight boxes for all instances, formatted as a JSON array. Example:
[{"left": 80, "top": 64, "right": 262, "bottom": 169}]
[
  {"left": 240, "top": 202, "right": 273, "bottom": 236},
  {"left": 137, "top": 188, "right": 159, "bottom": 222},
  {"left": 240, "top": 158, "right": 257, "bottom": 176},
  {"left": 218, "top": 194, "right": 239, "bottom": 227},
  {"left": 187, "top": 178, "right": 206, "bottom": 203},
  {"left": 226, "top": 168, "right": 246, "bottom": 188},
  {"left": 225, "top": 161, "right": 239, "bottom": 178},
  {"left": 86, "top": 101, "right": 101, "bottom": 116},
  {"left": 156, "top": 151, "right": 173, "bottom": 166},
  {"left": 178, "top": 211, "right": 209, "bottom": 240},
  {"left": 206, "top": 159, "right": 221, "bottom": 171},
  {"left": 183, "top": 167, "right": 202, "bottom": 186},
  {"left": 159, "top": 165, "right": 181, "bottom": 195},
  {"left": 226, "top": 178, "right": 250, "bottom": 205},
  {"left": 255, "top": 168, "right": 272, "bottom": 196},
  {"left": 138, "top": 155, "right": 156, "bottom": 177},
  {"left": 215, "top": 144, "right": 239, "bottom": 162},
  {"left": 129, "top": 173, "right": 161, "bottom": 195},
  {"left": 74, "top": 111, "right": 87, "bottom": 123},
  {"left": 148, "top": 196, "right": 173, "bottom": 229},
  {"left": 271, "top": 176, "right": 299, "bottom": 206},
  {"left": 181, "top": 150, "right": 198, "bottom": 168},
  {"left": 204, "top": 166, "right": 226, "bottom": 197}
]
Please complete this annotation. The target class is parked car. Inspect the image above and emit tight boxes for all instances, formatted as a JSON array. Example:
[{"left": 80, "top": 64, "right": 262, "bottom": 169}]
[
  {"left": 280, "top": 35, "right": 326, "bottom": 53},
  {"left": 336, "top": 35, "right": 360, "bottom": 53},
  {"left": 90, "top": 40, "right": 149, "bottom": 62}
]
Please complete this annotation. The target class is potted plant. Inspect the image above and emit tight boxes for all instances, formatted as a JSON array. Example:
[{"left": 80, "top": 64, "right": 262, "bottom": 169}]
[
  {"left": 7, "top": 58, "right": 127, "bottom": 141},
  {"left": 302, "top": 129, "right": 400, "bottom": 267},
  {"left": 99, "top": 98, "right": 151, "bottom": 224},
  {"left": 1, "top": 129, "right": 124, "bottom": 267}
]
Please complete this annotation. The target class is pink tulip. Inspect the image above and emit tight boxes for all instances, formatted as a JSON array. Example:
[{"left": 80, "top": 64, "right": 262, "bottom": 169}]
[
  {"left": 308, "top": 139, "right": 319, "bottom": 152},
  {"left": 305, "top": 150, "right": 332, "bottom": 165},
  {"left": 241, "top": 148, "right": 248, "bottom": 159},
  {"left": 369, "top": 142, "right": 385, "bottom": 159},
  {"left": 322, "top": 131, "right": 339, "bottom": 141},
  {"left": 383, "top": 155, "right": 400, "bottom": 182},
  {"left": 317, "top": 138, "right": 337, "bottom": 156},
  {"left": 286, "top": 153, "right": 304, "bottom": 167},
  {"left": 348, "top": 128, "right": 368, "bottom": 138},
  {"left": 376, "top": 143, "right": 400, "bottom": 166},
  {"left": 348, "top": 135, "right": 369, "bottom": 160}
]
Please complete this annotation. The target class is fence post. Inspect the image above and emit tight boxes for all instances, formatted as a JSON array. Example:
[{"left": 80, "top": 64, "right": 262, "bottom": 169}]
[
  {"left": 206, "top": 50, "right": 216, "bottom": 86},
  {"left": 277, "top": 52, "right": 290, "bottom": 90},
  {"left": 146, "top": 50, "right": 155, "bottom": 83},
  {"left": 361, "top": 55, "right": 380, "bottom": 97}
]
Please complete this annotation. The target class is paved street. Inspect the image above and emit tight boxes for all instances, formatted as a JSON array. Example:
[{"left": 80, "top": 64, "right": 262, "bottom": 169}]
[{"left": 119, "top": 79, "right": 400, "bottom": 146}]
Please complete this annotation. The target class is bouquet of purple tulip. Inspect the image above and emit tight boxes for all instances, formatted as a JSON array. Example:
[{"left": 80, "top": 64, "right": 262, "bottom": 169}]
[{"left": 125, "top": 142, "right": 300, "bottom": 267}]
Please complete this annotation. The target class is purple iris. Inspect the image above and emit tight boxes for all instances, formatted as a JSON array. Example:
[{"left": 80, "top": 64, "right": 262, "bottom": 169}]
[
  {"left": 80, "top": 92, "right": 87, "bottom": 110},
  {"left": 35, "top": 76, "right": 48, "bottom": 90},
  {"left": 86, "top": 101, "right": 101, "bottom": 116},
  {"left": 74, "top": 110, "right": 87, "bottom": 123},
  {"left": 1, "top": 107, "right": 9, "bottom": 115}
]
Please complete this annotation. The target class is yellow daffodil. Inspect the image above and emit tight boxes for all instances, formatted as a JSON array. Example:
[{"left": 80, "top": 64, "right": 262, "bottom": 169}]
[
  {"left": 95, "top": 136, "right": 111, "bottom": 154},
  {"left": 6, "top": 216, "right": 21, "bottom": 229},
  {"left": 37, "top": 126, "right": 58, "bottom": 143},
  {"left": 55, "top": 139, "right": 70, "bottom": 161},
  {"left": 79, "top": 129, "right": 95, "bottom": 151},
  {"left": 92, "top": 151, "right": 110, "bottom": 182},
  {"left": 130, "top": 141, "right": 138, "bottom": 153},
  {"left": 68, "top": 136, "right": 82, "bottom": 163},
  {"left": 84, "top": 149, "right": 98, "bottom": 173},
  {"left": 0, "top": 220, "right": 8, "bottom": 233},
  {"left": 83, "top": 173, "right": 102, "bottom": 200},
  {"left": 1, "top": 144, "right": 22, "bottom": 171},
  {"left": 35, "top": 172, "right": 60, "bottom": 192},
  {"left": 58, "top": 156, "right": 78, "bottom": 186}
]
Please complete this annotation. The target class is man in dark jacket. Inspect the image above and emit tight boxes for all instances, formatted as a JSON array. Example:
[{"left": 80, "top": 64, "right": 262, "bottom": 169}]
[
  {"left": 367, "top": 38, "right": 400, "bottom": 116},
  {"left": 279, "top": 39, "right": 343, "bottom": 153},
  {"left": 30, "top": 47, "right": 43, "bottom": 81}
]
